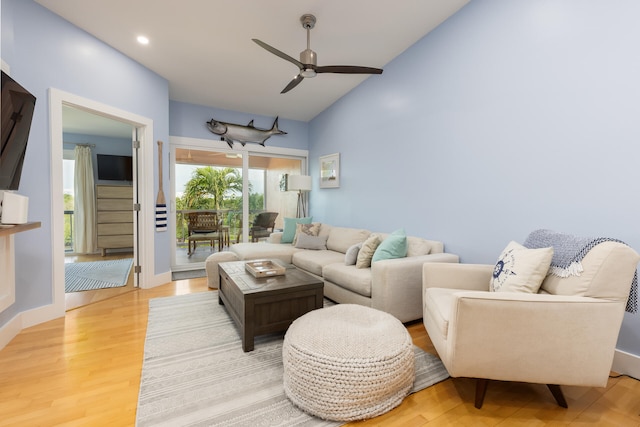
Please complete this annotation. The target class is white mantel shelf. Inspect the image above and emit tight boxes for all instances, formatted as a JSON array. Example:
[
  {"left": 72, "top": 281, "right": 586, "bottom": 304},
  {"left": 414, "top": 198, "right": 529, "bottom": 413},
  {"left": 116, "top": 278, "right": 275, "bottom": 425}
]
[{"left": 0, "top": 221, "right": 41, "bottom": 237}]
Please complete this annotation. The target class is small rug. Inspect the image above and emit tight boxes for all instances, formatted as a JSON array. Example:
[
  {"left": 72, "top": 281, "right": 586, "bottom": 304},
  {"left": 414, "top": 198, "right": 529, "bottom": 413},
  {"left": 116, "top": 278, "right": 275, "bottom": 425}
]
[
  {"left": 65, "top": 258, "right": 133, "bottom": 292},
  {"left": 136, "top": 291, "right": 450, "bottom": 427},
  {"left": 171, "top": 269, "right": 206, "bottom": 281}
]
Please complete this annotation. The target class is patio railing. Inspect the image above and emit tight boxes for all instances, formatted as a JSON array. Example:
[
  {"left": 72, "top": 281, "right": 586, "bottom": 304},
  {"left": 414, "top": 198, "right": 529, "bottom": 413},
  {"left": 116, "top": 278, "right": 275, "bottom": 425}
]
[
  {"left": 64, "top": 210, "right": 74, "bottom": 252},
  {"left": 175, "top": 209, "right": 269, "bottom": 248}
]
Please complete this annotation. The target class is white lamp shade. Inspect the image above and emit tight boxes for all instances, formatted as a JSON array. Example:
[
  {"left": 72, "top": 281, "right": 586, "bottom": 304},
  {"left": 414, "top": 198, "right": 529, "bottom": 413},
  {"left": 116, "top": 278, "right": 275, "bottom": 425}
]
[{"left": 288, "top": 175, "right": 312, "bottom": 191}]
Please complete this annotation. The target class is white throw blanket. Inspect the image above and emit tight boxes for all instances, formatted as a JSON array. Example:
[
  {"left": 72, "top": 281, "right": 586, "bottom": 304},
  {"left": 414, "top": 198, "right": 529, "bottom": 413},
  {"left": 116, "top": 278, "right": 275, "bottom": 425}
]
[{"left": 523, "top": 229, "right": 638, "bottom": 314}]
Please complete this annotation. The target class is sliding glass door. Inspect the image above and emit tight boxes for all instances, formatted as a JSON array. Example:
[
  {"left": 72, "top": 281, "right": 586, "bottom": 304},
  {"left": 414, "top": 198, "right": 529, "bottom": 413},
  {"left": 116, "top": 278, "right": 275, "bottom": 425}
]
[
  {"left": 171, "top": 143, "right": 307, "bottom": 272},
  {"left": 241, "top": 154, "right": 304, "bottom": 241}
]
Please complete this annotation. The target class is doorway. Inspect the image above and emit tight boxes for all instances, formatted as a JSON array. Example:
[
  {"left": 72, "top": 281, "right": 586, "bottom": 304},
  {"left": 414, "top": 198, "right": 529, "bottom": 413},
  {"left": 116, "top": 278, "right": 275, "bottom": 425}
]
[
  {"left": 50, "top": 88, "right": 154, "bottom": 317},
  {"left": 62, "top": 105, "right": 137, "bottom": 310}
]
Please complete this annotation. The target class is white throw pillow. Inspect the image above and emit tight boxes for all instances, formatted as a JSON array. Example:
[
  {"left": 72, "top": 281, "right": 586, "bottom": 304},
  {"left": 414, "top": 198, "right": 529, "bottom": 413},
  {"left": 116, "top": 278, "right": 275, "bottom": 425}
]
[
  {"left": 490, "top": 241, "right": 553, "bottom": 293},
  {"left": 344, "top": 243, "right": 362, "bottom": 265}
]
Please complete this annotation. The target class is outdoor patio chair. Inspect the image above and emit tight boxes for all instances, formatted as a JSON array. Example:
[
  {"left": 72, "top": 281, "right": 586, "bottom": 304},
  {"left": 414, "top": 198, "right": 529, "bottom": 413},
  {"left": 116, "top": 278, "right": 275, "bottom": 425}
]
[
  {"left": 249, "top": 212, "right": 278, "bottom": 242},
  {"left": 186, "top": 212, "right": 223, "bottom": 255}
]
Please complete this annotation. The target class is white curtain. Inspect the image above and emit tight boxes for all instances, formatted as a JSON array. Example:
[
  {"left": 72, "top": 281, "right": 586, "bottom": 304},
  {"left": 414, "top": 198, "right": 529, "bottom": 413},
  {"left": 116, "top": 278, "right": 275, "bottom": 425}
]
[{"left": 73, "top": 146, "right": 97, "bottom": 253}]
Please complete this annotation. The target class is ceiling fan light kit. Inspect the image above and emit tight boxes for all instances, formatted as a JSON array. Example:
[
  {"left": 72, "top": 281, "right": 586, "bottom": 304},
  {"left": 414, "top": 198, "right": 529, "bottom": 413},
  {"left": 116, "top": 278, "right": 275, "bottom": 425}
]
[
  {"left": 253, "top": 14, "right": 383, "bottom": 93},
  {"left": 300, "top": 68, "right": 317, "bottom": 78}
]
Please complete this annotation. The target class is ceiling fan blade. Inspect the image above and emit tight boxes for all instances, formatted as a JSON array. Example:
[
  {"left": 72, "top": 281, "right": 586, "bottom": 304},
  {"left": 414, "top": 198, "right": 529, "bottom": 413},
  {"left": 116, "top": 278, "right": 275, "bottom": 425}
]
[
  {"left": 281, "top": 75, "right": 304, "bottom": 94},
  {"left": 252, "top": 39, "right": 303, "bottom": 69},
  {"left": 316, "top": 65, "right": 383, "bottom": 75}
]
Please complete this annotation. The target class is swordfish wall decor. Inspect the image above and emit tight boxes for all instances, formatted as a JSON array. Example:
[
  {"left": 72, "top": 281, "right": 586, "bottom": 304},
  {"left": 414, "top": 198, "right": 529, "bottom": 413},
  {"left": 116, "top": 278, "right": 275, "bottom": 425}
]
[{"left": 206, "top": 116, "right": 287, "bottom": 148}]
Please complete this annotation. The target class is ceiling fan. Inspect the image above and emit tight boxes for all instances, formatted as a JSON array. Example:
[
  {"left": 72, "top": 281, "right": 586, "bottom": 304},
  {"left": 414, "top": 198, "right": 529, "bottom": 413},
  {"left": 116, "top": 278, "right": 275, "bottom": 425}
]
[{"left": 253, "top": 14, "right": 383, "bottom": 94}]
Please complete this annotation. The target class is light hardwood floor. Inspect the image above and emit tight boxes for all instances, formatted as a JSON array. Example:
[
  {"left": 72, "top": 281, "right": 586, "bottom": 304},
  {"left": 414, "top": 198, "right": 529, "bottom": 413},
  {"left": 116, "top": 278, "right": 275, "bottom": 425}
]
[{"left": 1, "top": 278, "right": 640, "bottom": 426}]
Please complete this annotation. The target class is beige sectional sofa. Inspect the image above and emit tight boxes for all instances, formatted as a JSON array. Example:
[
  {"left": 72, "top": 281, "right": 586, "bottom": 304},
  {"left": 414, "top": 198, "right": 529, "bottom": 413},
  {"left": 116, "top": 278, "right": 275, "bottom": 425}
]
[{"left": 205, "top": 223, "right": 459, "bottom": 323}]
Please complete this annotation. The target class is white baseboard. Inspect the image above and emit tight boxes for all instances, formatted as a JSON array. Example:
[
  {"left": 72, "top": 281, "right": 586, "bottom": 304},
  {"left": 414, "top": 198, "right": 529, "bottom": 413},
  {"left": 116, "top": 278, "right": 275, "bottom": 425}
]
[
  {"left": 22, "top": 302, "right": 65, "bottom": 329},
  {"left": 612, "top": 348, "right": 640, "bottom": 380},
  {"left": 0, "top": 314, "right": 22, "bottom": 349},
  {"left": 142, "top": 271, "right": 172, "bottom": 289},
  {"left": 1, "top": 270, "right": 170, "bottom": 349},
  {"left": 0, "top": 302, "right": 63, "bottom": 350}
]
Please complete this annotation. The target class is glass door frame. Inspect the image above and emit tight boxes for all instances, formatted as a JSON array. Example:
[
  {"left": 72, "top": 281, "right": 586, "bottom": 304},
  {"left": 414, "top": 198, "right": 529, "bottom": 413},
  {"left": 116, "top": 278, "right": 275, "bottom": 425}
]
[{"left": 169, "top": 136, "right": 309, "bottom": 271}]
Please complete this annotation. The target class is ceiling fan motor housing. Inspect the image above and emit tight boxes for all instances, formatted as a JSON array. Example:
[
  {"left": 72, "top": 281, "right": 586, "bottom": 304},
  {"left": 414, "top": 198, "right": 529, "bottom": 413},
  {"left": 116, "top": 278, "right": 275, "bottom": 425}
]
[{"left": 300, "top": 49, "right": 316, "bottom": 65}]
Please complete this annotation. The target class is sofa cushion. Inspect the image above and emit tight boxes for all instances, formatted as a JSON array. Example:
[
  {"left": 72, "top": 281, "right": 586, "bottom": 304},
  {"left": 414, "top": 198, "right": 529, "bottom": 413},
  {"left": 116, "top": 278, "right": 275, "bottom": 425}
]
[
  {"left": 407, "top": 237, "right": 434, "bottom": 256},
  {"left": 282, "top": 217, "right": 312, "bottom": 243},
  {"left": 326, "top": 227, "right": 371, "bottom": 254},
  {"left": 322, "top": 263, "right": 373, "bottom": 298},
  {"left": 356, "top": 234, "right": 381, "bottom": 269},
  {"left": 318, "top": 223, "right": 332, "bottom": 239},
  {"left": 294, "top": 233, "right": 328, "bottom": 250},
  {"left": 231, "top": 242, "right": 300, "bottom": 264},
  {"left": 372, "top": 229, "right": 408, "bottom": 263},
  {"left": 490, "top": 241, "right": 553, "bottom": 293},
  {"left": 292, "top": 250, "right": 345, "bottom": 277}
]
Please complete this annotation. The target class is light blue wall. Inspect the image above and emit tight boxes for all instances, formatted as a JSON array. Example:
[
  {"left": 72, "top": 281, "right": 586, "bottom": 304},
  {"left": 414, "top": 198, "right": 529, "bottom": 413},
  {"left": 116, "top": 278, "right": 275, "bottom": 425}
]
[
  {"left": 0, "top": 0, "right": 169, "bottom": 325},
  {"left": 169, "top": 101, "right": 308, "bottom": 149},
  {"left": 309, "top": 0, "right": 640, "bottom": 355}
]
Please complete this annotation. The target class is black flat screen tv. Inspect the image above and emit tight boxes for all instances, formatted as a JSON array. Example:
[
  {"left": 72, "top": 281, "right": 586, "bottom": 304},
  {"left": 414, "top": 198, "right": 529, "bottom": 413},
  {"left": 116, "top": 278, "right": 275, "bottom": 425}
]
[
  {"left": 1, "top": 71, "right": 37, "bottom": 190},
  {"left": 97, "top": 154, "right": 133, "bottom": 181}
]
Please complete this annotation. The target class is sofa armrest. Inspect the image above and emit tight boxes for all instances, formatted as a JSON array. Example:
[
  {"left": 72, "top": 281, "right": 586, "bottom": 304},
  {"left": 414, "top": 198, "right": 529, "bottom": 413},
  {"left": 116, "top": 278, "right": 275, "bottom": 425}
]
[
  {"left": 267, "top": 232, "right": 283, "bottom": 243},
  {"left": 204, "top": 252, "right": 240, "bottom": 288},
  {"left": 443, "top": 291, "right": 625, "bottom": 385},
  {"left": 371, "top": 253, "right": 459, "bottom": 323},
  {"left": 423, "top": 263, "right": 493, "bottom": 292}
]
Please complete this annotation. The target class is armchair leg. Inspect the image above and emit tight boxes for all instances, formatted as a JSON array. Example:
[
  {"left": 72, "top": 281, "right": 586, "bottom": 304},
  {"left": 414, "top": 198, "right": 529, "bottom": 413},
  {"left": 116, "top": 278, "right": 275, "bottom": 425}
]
[
  {"left": 474, "top": 380, "right": 567, "bottom": 409},
  {"left": 474, "top": 378, "right": 489, "bottom": 409},
  {"left": 547, "top": 384, "right": 568, "bottom": 408}
]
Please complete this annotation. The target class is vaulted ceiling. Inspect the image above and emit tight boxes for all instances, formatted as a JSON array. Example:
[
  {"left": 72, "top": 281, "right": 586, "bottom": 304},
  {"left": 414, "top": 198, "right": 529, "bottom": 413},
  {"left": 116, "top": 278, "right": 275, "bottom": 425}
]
[{"left": 37, "top": 0, "right": 469, "bottom": 123}]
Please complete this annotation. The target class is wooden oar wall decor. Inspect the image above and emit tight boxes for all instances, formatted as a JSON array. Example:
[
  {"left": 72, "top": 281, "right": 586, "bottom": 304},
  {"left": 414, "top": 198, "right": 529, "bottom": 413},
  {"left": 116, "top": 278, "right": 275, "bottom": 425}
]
[{"left": 155, "top": 140, "right": 167, "bottom": 231}]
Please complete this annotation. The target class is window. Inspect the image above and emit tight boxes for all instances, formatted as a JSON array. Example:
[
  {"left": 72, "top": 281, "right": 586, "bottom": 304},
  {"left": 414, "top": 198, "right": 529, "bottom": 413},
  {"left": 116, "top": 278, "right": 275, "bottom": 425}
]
[{"left": 62, "top": 150, "right": 75, "bottom": 252}]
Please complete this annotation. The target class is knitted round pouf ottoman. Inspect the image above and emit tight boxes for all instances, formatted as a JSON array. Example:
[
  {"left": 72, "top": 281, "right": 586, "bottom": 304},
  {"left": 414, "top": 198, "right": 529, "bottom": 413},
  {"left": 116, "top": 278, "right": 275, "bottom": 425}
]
[{"left": 282, "top": 304, "right": 415, "bottom": 422}]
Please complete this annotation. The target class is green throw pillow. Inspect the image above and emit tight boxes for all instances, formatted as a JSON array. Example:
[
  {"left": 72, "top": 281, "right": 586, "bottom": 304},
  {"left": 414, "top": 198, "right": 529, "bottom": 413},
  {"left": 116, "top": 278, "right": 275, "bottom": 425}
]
[
  {"left": 372, "top": 229, "right": 408, "bottom": 262},
  {"left": 281, "top": 217, "right": 312, "bottom": 243}
]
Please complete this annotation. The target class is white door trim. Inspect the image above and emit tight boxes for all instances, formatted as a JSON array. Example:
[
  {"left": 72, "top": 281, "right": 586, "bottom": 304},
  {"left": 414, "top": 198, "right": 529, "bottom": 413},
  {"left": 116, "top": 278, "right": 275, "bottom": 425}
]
[{"left": 47, "top": 88, "right": 155, "bottom": 319}]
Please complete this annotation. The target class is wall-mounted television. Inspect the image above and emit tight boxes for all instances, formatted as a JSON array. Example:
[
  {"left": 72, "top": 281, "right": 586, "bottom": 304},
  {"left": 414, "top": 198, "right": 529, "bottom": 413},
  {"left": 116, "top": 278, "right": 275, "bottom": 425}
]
[
  {"left": 1, "top": 71, "right": 37, "bottom": 190},
  {"left": 97, "top": 154, "right": 133, "bottom": 181}
]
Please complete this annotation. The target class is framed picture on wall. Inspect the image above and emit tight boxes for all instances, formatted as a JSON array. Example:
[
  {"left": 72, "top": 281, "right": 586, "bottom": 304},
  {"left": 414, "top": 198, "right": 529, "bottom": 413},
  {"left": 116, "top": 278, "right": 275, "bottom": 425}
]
[
  {"left": 319, "top": 153, "right": 340, "bottom": 188},
  {"left": 279, "top": 173, "right": 288, "bottom": 191}
]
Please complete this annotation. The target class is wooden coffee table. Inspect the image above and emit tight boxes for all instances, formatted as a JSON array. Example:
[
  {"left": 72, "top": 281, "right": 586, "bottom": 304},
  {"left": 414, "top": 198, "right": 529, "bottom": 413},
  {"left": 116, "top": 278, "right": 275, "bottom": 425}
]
[{"left": 218, "top": 260, "right": 324, "bottom": 352}]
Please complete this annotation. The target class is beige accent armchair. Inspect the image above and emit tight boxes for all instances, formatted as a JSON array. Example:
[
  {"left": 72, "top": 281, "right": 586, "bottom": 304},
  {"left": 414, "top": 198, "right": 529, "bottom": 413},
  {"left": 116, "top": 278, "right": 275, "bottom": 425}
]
[{"left": 422, "top": 241, "right": 639, "bottom": 408}]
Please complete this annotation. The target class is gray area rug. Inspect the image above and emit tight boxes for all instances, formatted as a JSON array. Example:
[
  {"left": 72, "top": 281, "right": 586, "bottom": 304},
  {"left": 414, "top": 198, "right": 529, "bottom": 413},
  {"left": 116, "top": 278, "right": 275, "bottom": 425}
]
[
  {"left": 136, "top": 291, "right": 450, "bottom": 427},
  {"left": 171, "top": 269, "right": 206, "bottom": 281},
  {"left": 64, "top": 258, "right": 133, "bottom": 292}
]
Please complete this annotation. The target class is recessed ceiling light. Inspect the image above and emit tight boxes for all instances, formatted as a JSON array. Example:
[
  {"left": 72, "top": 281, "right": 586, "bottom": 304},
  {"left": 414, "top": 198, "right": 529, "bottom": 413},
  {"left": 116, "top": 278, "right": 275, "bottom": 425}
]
[{"left": 137, "top": 36, "right": 149, "bottom": 45}]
